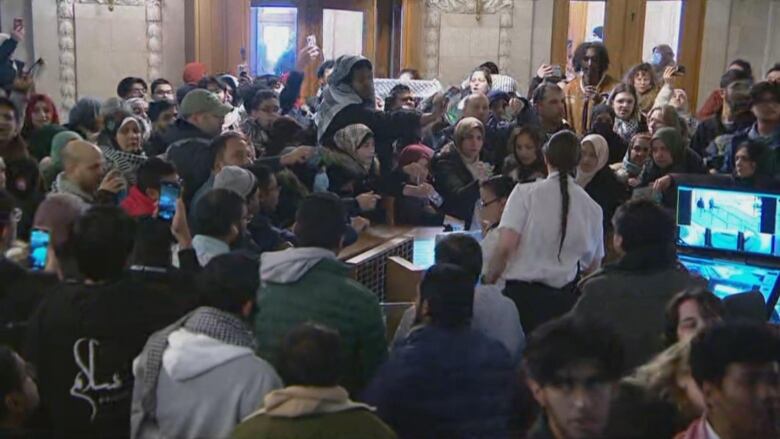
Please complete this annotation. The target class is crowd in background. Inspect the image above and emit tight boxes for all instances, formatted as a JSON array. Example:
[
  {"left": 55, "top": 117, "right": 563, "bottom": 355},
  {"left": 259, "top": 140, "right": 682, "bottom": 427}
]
[{"left": 0, "top": 19, "right": 778, "bottom": 439}]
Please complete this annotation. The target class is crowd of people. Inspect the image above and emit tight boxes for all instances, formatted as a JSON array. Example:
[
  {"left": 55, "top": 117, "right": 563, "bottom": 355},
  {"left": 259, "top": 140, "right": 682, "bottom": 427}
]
[{"left": 0, "top": 21, "right": 778, "bottom": 439}]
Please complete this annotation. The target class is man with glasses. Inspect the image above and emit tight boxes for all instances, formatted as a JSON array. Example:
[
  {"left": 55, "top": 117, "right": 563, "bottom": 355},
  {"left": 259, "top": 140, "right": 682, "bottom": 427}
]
[
  {"left": 719, "top": 81, "right": 780, "bottom": 178},
  {"left": 524, "top": 314, "right": 624, "bottom": 439},
  {"left": 563, "top": 42, "right": 619, "bottom": 135},
  {"left": 676, "top": 322, "right": 780, "bottom": 439}
]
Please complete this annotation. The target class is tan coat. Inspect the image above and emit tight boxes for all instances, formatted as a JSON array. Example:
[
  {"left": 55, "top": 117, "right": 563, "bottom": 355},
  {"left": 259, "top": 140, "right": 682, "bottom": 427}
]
[{"left": 564, "top": 74, "right": 620, "bottom": 135}]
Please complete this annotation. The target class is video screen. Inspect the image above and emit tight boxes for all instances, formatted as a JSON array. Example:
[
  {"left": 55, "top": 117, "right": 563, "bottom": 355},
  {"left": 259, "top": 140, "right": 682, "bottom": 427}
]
[
  {"left": 677, "top": 186, "right": 779, "bottom": 256},
  {"left": 679, "top": 255, "right": 779, "bottom": 322}
]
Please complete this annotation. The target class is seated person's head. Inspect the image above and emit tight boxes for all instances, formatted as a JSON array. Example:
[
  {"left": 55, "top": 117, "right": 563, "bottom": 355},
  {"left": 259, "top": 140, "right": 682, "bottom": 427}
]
[
  {"left": 0, "top": 97, "right": 20, "bottom": 144},
  {"left": 248, "top": 164, "right": 280, "bottom": 215},
  {"left": 720, "top": 69, "right": 753, "bottom": 114},
  {"left": 766, "top": 63, "right": 780, "bottom": 85},
  {"left": 508, "top": 125, "right": 544, "bottom": 169},
  {"left": 462, "top": 93, "right": 490, "bottom": 123},
  {"left": 176, "top": 84, "right": 196, "bottom": 106},
  {"left": 197, "top": 75, "right": 229, "bottom": 104},
  {"left": 193, "top": 188, "right": 246, "bottom": 245},
  {"left": 434, "top": 234, "right": 482, "bottom": 284},
  {"left": 136, "top": 157, "right": 179, "bottom": 202},
  {"left": 665, "top": 288, "right": 724, "bottom": 345},
  {"left": 750, "top": 81, "right": 780, "bottom": 124},
  {"left": 148, "top": 100, "right": 178, "bottom": 133},
  {"left": 68, "top": 98, "right": 102, "bottom": 135},
  {"left": 150, "top": 78, "right": 174, "bottom": 103},
  {"left": 416, "top": 263, "right": 475, "bottom": 329},
  {"left": 32, "top": 193, "right": 87, "bottom": 277},
  {"left": 72, "top": 205, "right": 136, "bottom": 282},
  {"left": 116, "top": 76, "right": 147, "bottom": 100},
  {"left": 648, "top": 105, "right": 685, "bottom": 136},
  {"left": 398, "top": 68, "right": 421, "bottom": 82},
  {"left": 211, "top": 131, "right": 253, "bottom": 173},
  {"left": 589, "top": 103, "right": 615, "bottom": 131},
  {"left": 454, "top": 117, "right": 485, "bottom": 162},
  {"left": 0, "top": 346, "right": 38, "bottom": 428},
  {"left": 317, "top": 60, "right": 336, "bottom": 87},
  {"left": 690, "top": 322, "right": 780, "bottom": 438},
  {"left": 469, "top": 67, "right": 492, "bottom": 95},
  {"left": 734, "top": 139, "right": 769, "bottom": 179},
  {"left": 524, "top": 315, "right": 624, "bottom": 439},
  {"left": 213, "top": 165, "right": 258, "bottom": 215},
  {"left": 478, "top": 175, "right": 515, "bottom": 229},
  {"left": 649, "top": 127, "right": 684, "bottom": 170},
  {"left": 533, "top": 82, "right": 565, "bottom": 125},
  {"left": 130, "top": 217, "right": 175, "bottom": 268},
  {"left": 293, "top": 192, "right": 347, "bottom": 252},
  {"left": 61, "top": 140, "right": 105, "bottom": 194},
  {"left": 627, "top": 133, "right": 651, "bottom": 167},
  {"left": 278, "top": 323, "right": 343, "bottom": 388},
  {"left": 179, "top": 89, "right": 232, "bottom": 137},
  {"left": 386, "top": 84, "right": 414, "bottom": 112},
  {"left": 727, "top": 58, "right": 753, "bottom": 79},
  {"left": 488, "top": 90, "right": 510, "bottom": 120},
  {"left": 247, "top": 90, "right": 280, "bottom": 131},
  {"left": 0, "top": 190, "right": 16, "bottom": 251},
  {"left": 611, "top": 199, "right": 675, "bottom": 256},
  {"left": 198, "top": 252, "right": 260, "bottom": 319}
]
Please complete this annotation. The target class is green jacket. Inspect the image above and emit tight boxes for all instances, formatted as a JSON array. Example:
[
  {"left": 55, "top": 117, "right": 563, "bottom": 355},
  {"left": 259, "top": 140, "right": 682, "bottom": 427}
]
[
  {"left": 254, "top": 248, "right": 388, "bottom": 395},
  {"left": 230, "top": 408, "right": 397, "bottom": 439}
]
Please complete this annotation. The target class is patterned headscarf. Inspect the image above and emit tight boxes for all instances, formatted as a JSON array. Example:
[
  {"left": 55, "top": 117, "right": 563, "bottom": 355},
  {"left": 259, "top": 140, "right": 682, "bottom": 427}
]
[{"left": 314, "top": 55, "right": 375, "bottom": 142}]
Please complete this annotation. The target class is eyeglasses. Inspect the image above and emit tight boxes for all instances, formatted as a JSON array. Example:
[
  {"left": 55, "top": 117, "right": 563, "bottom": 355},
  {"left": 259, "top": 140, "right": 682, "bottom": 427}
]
[{"left": 479, "top": 198, "right": 500, "bottom": 209}]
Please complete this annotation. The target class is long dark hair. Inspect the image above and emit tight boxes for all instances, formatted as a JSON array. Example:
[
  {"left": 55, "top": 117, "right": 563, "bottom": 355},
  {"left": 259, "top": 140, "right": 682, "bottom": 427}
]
[{"left": 543, "top": 131, "right": 581, "bottom": 260}]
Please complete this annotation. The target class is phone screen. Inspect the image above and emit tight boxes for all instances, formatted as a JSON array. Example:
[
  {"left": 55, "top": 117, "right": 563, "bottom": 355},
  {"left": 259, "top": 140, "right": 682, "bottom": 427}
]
[
  {"left": 29, "top": 228, "right": 50, "bottom": 271},
  {"left": 158, "top": 182, "right": 180, "bottom": 221}
]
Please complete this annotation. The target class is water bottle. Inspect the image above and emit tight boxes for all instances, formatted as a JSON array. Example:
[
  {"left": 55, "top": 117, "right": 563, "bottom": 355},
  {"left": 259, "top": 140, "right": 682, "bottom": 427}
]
[{"left": 313, "top": 168, "right": 329, "bottom": 193}]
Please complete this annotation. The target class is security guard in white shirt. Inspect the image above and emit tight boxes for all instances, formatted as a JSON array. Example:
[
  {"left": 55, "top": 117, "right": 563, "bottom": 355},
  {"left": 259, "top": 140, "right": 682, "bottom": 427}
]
[{"left": 485, "top": 130, "right": 604, "bottom": 333}]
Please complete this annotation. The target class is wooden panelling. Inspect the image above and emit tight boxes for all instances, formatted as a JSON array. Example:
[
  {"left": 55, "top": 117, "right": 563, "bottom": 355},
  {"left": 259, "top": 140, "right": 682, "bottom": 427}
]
[
  {"left": 551, "top": 0, "right": 569, "bottom": 69},
  {"left": 677, "top": 0, "right": 706, "bottom": 109},
  {"left": 375, "top": 0, "right": 393, "bottom": 77},
  {"left": 400, "top": 0, "right": 423, "bottom": 75}
]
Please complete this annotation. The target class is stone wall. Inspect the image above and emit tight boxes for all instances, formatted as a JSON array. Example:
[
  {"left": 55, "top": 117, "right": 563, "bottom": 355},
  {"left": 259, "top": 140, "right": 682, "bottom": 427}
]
[{"left": 21, "top": 0, "right": 186, "bottom": 118}]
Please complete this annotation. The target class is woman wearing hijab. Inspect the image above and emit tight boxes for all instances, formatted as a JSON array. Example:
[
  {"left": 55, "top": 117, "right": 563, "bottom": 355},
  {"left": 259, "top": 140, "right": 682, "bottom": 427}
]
[
  {"left": 502, "top": 125, "right": 546, "bottom": 183},
  {"left": 99, "top": 111, "right": 147, "bottom": 186},
  {"left": 611, "top": 132, "right": 652, "bottom": 184},
  {"left": 389, "top": 144, "right": 444, "bottom": 225},
  {"left": 636, "top": 127, "right": 705, "bottom": 188},
  {"left": 323, "top": 123, "right": 383, "bottom": 221},
  {"left": 577, "top": 134, "right": 628, "bottom": 231},
  {"left": 432, "top": 117, "right": 493, "bottom": 229},
  {"left": 589, "top": 103, "right": 629, "bottom": 164},
  {"left": 608, "top": 83, "right": 648, "bottom": 143},
  {"left": 315, "top": 56, "right": 446, "bottom": 166}
]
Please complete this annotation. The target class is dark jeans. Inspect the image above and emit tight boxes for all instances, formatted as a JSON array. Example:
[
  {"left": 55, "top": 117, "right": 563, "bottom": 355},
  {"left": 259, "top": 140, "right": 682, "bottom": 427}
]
[{"left": 503, "top": 280, "right": 577, "bottom": 335}]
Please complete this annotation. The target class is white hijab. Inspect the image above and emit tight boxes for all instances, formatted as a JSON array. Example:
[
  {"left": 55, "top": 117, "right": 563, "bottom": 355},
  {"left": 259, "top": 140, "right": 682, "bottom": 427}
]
[{"left": 576, "top": 134, "right": 609, "bottom": 187}]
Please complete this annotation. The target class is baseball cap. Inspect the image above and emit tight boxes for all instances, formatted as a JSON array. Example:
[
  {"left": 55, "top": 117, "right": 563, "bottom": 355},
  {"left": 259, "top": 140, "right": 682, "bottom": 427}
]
[
  {"left": 179, "top": 89, "right": 233, "bottom": 118},
  {"left": 214, "top": 166, "right": 257, "bottom": 199}
]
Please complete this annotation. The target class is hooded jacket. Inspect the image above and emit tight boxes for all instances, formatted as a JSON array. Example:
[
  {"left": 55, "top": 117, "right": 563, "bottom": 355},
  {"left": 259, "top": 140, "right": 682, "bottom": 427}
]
[
  {"left": 254, "top": 248, "right": 387, "bottom": 395},
  {"left": 131, "top": 328, "right": 281, "bottom": 439}
]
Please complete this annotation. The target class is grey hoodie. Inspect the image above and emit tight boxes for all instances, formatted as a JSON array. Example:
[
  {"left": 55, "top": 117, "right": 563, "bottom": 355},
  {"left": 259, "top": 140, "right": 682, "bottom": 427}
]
[
  {"left": 132, "top": 329, "right": 282, "bottom": 439},
  {"left": 260, "top": 247, "right": 338, "bottom": 284}
]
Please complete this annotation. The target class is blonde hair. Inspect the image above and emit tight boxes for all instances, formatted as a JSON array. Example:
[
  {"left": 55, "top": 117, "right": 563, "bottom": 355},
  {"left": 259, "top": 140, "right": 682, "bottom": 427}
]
[
  {"left": 454, "top": 117, "right": 485, "bottom": 152},
  {"left": 625, "top": 340, "right": 700, "bottom": 422}
]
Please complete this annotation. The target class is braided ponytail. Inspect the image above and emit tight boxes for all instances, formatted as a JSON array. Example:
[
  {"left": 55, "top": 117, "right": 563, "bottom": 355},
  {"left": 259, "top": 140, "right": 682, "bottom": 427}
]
[
  {"left": 558, "top": 170, "right": 570, "bottom": 261},
  {"left": 542, "top": 130, "right": 580, "bottom": 262}
]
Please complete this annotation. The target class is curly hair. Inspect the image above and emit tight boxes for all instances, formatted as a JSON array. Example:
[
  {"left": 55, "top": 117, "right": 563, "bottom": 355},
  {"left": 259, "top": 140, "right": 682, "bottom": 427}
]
[{"left": 573, "top": 42, "right": 610, "bottom": 74}]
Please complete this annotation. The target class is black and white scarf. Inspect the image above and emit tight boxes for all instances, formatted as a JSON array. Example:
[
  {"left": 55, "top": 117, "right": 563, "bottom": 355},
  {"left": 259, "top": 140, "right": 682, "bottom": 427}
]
[{"left": 135, "top": 307, "right": 256, "bottom": 425}]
